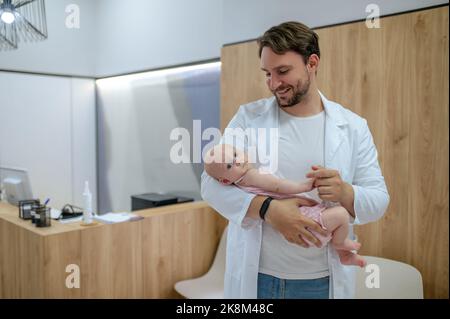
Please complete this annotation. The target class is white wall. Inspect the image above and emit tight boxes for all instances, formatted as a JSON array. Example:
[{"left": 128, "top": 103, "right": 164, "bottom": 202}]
[
  {"left": 94, "top": 0, "right": 222, "bottom": 77},
  {"left": 0, "top": 0, "right": 97, "bottom": 77},
  {"left": 0, "top": 71, "right": 97, "bottom": 211},
  {"left": 71, "top": 78, "right": 97, "bottom": 210}
]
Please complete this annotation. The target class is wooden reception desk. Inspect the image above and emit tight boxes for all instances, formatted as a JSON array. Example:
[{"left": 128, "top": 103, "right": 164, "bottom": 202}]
[{"left": 0, "top": 201, "right": 226, "bottom": 298}]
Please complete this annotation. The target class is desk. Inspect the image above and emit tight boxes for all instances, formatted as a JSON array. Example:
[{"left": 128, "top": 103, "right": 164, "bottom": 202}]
[{"left": 0, "top": 201, "right": 226, "bottom": 298}]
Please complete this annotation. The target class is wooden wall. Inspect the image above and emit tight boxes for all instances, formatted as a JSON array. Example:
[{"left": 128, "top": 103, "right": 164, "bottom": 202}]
[{"left": 220, "top": 6, "right": 448, "bottom": 298}]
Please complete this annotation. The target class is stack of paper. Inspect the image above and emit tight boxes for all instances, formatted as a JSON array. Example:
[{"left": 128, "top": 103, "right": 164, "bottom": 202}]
[
  {"left": 93, "top": 212, "right": 137, "bottom": 224},
  {"left": 59, "top": 216, "right": 83, "bottom": 224}
]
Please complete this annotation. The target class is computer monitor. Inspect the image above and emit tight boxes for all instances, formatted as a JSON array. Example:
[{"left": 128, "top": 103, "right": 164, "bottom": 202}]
[{"left": 0, "top": 166, "right": 33, "bottom": 206}]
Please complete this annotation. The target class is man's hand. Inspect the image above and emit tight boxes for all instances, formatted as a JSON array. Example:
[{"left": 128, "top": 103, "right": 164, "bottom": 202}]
[
  {"left": 306, "top": 165, "right": 355, "bottom": 217},
  {"left": 265, "top": 197, "right": 328, "bottom": 248}
]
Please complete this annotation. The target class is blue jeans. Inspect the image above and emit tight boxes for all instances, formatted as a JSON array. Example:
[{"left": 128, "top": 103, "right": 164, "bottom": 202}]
[{"left": 257, "top": 273, "right": 330, "bottom": 299}]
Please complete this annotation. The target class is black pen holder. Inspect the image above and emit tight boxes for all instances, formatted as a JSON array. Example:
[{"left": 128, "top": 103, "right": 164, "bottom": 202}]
[{"left": 35, "top": 205, "right": 51, "bottom": 227}]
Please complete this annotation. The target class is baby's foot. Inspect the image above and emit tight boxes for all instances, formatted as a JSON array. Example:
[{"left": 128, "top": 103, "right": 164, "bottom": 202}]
[
  {"left": 351, "top": 254, "right": 367, "bottom": 268},
  {"left": 337, "top": 250, "right": 367, "bottom": 268},
  {"left": 333, "top": 238, "right": 361, "bottom": 251},
  {"left": 357, "top": 257, "right": 367, "bottom": 268}
]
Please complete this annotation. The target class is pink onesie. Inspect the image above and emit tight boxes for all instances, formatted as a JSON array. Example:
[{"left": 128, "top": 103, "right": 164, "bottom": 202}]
[{"left": 237, "top": 184, "right": 332, "bottom": 247}]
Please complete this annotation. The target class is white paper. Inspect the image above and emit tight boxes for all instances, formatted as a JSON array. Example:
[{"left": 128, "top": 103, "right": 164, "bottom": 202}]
[{"left": 93, "top": 212, "right": 136, "bottom": 224}]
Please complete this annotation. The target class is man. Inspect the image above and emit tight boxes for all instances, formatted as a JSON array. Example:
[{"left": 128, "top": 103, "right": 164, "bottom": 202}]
[{"left": 201, "top": 21, "right": 389, "bottom": 299}]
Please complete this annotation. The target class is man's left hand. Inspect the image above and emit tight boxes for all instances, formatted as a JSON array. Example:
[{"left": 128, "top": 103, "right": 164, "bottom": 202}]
[{"left": 306, "top": 165, "right": 350, "bottom": 202}]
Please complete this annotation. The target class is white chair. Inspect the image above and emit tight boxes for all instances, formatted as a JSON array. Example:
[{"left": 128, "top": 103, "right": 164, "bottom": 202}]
[
  {"left": 175, "top": 226, "right": 227, "bottom": 299},
  {"left": 355, "top": 256, "right": 424, "bottom": 299}
]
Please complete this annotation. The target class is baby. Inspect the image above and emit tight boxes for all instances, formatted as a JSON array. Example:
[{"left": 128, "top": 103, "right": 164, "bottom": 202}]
[{"left": 204, "top": 143, "right": 366, "bottom": 267}]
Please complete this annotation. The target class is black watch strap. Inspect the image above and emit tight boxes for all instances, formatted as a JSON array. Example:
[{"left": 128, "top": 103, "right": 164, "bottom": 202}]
[{"left": 259, "top": 197, "right": 274, "bottom": 220}]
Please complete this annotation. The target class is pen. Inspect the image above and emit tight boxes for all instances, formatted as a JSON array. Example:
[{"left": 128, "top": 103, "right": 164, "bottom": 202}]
[{"left": 44, "top": 198, "right": 50, "bottom": 206}]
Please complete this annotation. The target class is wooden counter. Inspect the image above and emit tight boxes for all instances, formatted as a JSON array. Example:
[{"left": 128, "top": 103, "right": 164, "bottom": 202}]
[{"left": 0, "top": 201, "right": 227, "bottom": 298}]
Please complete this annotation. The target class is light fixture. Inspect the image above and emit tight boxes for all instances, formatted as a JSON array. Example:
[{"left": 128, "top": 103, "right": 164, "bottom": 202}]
[
  {"left": 96, "top": 62, "right": 222, "bottom": 89},
  {"left": 1, "top": 8, "right": 15, "bottom": 24},
  {"left": 0, "top": 0, "right": 48, "bottom": 51}
]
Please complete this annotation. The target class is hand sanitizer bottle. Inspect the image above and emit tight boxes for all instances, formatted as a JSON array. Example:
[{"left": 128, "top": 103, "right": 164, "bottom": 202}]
[
  {"left": 83, "top": 181, "right": 93, "bottom": 224},
  {"left": 0, "top": 183, "right": 5, "bottom": 203}
]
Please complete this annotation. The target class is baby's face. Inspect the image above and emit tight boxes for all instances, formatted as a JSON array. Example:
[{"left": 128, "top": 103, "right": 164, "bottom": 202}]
[{"left": 205, "top": 145, "right": 251, "bottom": 184}]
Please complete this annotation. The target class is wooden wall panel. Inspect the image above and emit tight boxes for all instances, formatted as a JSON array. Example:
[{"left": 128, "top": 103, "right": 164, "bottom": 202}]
[
  {"left": 406, "top": 8, "right": 449, "bottom": 298},
  {"left": 220, "top": 6, "right": 448, "bottom": 298},
  {"left": 221, "top": 41, "right": 271, "bottom": 130}
]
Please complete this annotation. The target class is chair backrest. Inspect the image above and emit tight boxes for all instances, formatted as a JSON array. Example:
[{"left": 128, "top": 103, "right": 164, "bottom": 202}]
[
  {"left": 355, "top": 256, "right": 424, "bottom": 299},
  {"left": 206, "top": 225, "right": 227, "bottom": 277}
]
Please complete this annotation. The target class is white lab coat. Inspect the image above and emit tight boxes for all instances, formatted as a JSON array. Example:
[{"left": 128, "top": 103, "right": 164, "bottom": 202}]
[{"left": 201, "top": 91, "right": 390, "bottom": 299}]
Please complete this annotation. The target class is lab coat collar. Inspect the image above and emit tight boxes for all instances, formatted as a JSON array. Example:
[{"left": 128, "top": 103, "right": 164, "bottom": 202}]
[
  {"left": 319, "top": 91, "right": 348, "bottom": 166},
  {"left": 319, "top": 91, "right": 348, "bottom": 127},
  {"left": 261, "top": 90, "right": 348, "bottom": 127}
]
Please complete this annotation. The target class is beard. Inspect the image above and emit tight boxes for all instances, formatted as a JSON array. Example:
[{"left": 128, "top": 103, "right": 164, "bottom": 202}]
[{"left": 274, "top": 74, "right": 311, "bottom": 108}]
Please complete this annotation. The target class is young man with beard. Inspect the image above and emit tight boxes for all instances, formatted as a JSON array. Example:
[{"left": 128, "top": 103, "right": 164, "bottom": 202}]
[{"left": 201, "top": 21, "right": 389, "bottom": 299}]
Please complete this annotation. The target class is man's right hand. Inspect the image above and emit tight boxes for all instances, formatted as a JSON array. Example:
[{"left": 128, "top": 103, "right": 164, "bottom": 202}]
[{"left": 265, "top": 197, "right": 328, "bottom": 248}]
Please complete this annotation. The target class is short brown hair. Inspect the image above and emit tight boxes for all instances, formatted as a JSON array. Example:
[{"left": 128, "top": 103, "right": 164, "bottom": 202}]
[{"left": 257, "top": 21, "right": 320, "bottom": 64}]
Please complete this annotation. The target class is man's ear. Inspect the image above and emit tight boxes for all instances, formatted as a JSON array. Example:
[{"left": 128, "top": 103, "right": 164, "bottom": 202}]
[
  {"left": 307, "top": 54, "right": 320, "bottom": 73},
  {"left": 218, "top": 178, "right": 232, "bottom": 185}
]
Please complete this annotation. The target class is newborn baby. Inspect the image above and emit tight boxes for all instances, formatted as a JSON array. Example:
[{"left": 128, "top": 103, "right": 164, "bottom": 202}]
[{"left": 204, "top": 143, "right": 366, "bottom": 267}]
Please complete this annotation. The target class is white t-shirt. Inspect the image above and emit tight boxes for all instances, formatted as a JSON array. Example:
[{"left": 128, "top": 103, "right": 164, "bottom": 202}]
[{"left": 259, "top": 108, "right": 329, "bottom": 279}]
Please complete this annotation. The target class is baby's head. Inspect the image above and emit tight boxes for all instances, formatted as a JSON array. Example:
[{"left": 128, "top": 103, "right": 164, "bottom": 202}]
[{"left": 204, "top": 144, "right": 251, "bottom": 185}]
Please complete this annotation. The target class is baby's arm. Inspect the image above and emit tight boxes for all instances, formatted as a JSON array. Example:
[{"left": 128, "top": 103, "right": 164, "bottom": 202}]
[{"left": 241, "top": 169, "right": 314, "bottom": 194}]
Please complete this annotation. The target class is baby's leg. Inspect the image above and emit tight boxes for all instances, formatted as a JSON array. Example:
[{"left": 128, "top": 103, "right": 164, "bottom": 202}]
[
  {"left": 337, "top": 250, "right": 367, "bottom": 268},
  {"left": 321, "top": 206, "right": 361, "bottom": 251}
]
